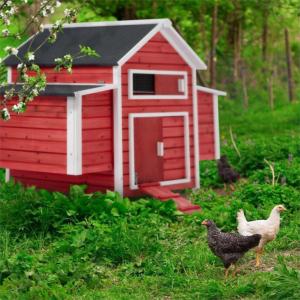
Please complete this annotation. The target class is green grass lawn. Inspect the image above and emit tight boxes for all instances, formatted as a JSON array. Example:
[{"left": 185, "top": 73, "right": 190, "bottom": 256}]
[{"left": 0, "top": 100, "right": 299, "bottom": 299}]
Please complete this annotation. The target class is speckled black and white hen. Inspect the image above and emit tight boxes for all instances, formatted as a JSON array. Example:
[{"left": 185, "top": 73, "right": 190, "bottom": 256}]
[{"left": 202, "top": 220, "right": 261, "bottom": 278}]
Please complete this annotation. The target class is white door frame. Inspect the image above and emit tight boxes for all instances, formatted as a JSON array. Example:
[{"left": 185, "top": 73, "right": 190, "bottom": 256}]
[{"left": 128, "top": 111, "right": 191, "bottom": 190}]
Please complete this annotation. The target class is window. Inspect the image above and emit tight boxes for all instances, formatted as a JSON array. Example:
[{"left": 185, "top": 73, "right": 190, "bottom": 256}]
[
  {"left": 129, "top": 70, "right": 188, "bottom": 100},
  {"left": 133, "top": 74, "right": 155, "bottom": 94}
]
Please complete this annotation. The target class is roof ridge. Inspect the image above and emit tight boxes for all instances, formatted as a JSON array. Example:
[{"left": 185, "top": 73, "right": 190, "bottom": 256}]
[{"left": 44, "top": 19, "right": 172, "bottom": 29}]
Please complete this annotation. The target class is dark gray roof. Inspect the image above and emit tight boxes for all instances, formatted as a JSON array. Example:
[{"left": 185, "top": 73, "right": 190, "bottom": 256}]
[
  {"left": 4, "top": 24, "right": 157, "bottom": 66},
  {"left": 0, "top": 84, "right": 103, "bottom": 96}
]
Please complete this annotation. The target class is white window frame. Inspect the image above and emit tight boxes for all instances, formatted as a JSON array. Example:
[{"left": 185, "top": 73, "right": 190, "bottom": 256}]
[
  {"left": 128, "top": 69, "right": 188, "bottom": 100},
  {"left": 128, "top": 112, "right": 191, "bottom": 190}
]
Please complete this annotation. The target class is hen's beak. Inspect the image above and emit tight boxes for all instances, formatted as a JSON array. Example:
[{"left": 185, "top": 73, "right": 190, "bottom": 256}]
[
  {"left": 201, "top": 220, "right": 208, "bottom": 225},
  {"left": 279, "top": 206, "right": 287, "bottom": 212}
]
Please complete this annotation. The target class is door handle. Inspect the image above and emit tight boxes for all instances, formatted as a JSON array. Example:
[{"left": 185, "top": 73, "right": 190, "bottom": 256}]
[{"left": 157, "top": 141, "right": 164, "bottom": 157}]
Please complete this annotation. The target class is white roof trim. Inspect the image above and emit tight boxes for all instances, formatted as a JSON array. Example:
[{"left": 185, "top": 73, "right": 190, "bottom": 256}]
[
  {"left": 118, "top": 23, "right": 162, "bottom": 66},
  {"left": 117, "top": 20, "right": 207, "bottom": 70},
  {"left": 74, "top": 84, "right": 116, "bottom": 96},
  {"left": 197, "top": 86, "right": 226, "bottom": 96},
  {"left": 160, "top": 26, "right": 207, "bottom": 70},
  {"left": 44, "top": 19, "right": 172, "bottom": 29}
]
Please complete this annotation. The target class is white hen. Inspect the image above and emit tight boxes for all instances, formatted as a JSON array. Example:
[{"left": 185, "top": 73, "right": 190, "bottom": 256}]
[{"left": 237, "top": 204, "right": 286, "bottom": 266}]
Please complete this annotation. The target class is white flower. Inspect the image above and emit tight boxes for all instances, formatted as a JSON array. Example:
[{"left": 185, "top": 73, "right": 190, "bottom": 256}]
[
  {"left": 3, "top": 18, "right": 10, "bottom": 25},
  {"left": 23, "top": 0, "right": 28, "bottom": 3},
  {"left": 6, "top": 1, "right": 12, "bottom": 6},
  {"left": 11, "top": 48, "right": 18, "bottom": 56},
  {"left": 17, "top": 63, "right": 24, "bottom": 69},
  {"left": 32, "top": 89, "right": 39, "bottom": 96},
  {"left": 41, "top": 9, "right": 48, "bottom": 17},
  {"left": 39, "top": 24, "right": 44, "bottom": 32},
  {"left": 12, "top": 102, "right": 26, "bottom": 113},
  {"left": 2, "top": 29, "right": 9, "bottom": 37},
  {"left": 1, "top": 108, "right": 10, "bottom": 121},
  {"left": 5, "top": 47, "right": 18, "bottom": 56},
  {"left": 8, "top": 7, "right": 16, "bottom": 15},
  {"left": 64, "top": 9, "right": 71, "bottom": 17},
  {"left": 56, "top": 1, "right": 61, "bottom": 7},
  {"left": 27, "top": 52, "right": 35, "bottom": 61}
]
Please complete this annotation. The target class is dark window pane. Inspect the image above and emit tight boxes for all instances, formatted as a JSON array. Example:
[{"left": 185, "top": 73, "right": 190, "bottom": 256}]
[{"left": 133, "top": 74, "right": 155, "bottom": 94}]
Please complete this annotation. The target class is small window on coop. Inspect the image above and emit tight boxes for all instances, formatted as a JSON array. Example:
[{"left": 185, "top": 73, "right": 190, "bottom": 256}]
[
  {"left": 130, "top": 70, "right": 187, "bottom": 99},
  {"left": 133, "top": 74, "right": 155, "bottom": 94}
]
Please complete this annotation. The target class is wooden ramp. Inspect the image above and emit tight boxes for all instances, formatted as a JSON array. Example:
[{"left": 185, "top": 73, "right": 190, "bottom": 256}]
[{"left": 140, "top": 183, "right": 201, "bottom": 214}]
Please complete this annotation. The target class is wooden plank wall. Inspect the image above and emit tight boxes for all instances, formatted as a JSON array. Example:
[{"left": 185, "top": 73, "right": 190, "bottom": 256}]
[
  {"left": 82, "top": 90, "right": 114, "bottom": 173},
  {"left": 10, "top": 90, "right": 115, "bottom": 193},
  {"left": 197, "top": 91, "right": 215, "bottom": 160},
  {"left": 0, "top": 96, "right": 67, "bottom": 173},
  {"left": 122, "top": 32, "right": 195, "bottom": 195}
]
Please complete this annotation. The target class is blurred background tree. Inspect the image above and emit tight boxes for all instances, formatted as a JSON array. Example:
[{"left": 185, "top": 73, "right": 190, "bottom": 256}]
[{"left": 2, "top": 0, "right": 299, "bottom": 111}]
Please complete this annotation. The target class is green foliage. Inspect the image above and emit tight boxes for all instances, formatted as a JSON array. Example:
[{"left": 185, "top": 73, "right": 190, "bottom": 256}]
[{"left": 259, "top": 257, "right": 300, "bottom": 300}]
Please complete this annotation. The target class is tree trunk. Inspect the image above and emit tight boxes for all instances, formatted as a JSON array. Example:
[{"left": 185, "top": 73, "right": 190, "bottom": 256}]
[
  {"left": 210, "top": 4, "right": 218, "bottom": 88},
  {"left": 284, "top": 28, "right": 294, "bottom": 102},
  {"left": 233, "top": 2, "right": 242, "bottom": 83},
  {"left": 262, "top": 11, "right": 268, "bottom": 63},
  {"left": 240, "top": 60, "right": 248, "bottom": 109},
  {"left": 268, "top": 69, "right": 274, "bottom": 110}
]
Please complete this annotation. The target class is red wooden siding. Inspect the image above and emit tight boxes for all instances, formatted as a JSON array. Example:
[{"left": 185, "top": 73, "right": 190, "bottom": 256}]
[
  {"left": 11, "top": 170, "right": 114, "bottom": 194},
  {"left": 11, "top": 66, "right": 113, "bottom": 84},
  {"left": 162, "top": 117, "right": 185, "bottom": 181},
  {"left": 122, "top": 32, "right": 195, "bottom": 194},
  {"left": 82, "top": 90, "right": 113, "bottom": 173},
  {"left": 0, "top": 96, "right": 67, "bottom": 173},
  {"left": 155, "top": 74, "right": 184, "bottom": 95},
  {"left": 197, "top": 91, "right": 215, "bottom": 160}
]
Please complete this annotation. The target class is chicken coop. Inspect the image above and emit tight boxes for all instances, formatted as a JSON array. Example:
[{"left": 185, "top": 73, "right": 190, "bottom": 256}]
[{"left": 0, "top": 19, "right": 226, "bottom": 213}]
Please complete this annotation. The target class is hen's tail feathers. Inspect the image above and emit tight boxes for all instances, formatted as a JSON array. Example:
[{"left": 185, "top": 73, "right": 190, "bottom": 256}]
[
  {"left": 244, "top": 234, "right": 261, "bottom": 250},
  {"left": 237, "top": 209, "right": 247, "bottom": 224},
  {"left": 237, "top": 209, "right": 249, "bottom": 235}
]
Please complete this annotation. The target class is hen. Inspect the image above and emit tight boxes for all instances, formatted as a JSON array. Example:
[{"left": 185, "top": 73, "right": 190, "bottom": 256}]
[
  {"left": 237, "top": 204, "right": 286, "bottom": 267},
  {"left": 202, "top": 220, "right": 261, "bottom": 278},
  {"left": 217, "top": 155, "right": 240, "bottom": 190}
]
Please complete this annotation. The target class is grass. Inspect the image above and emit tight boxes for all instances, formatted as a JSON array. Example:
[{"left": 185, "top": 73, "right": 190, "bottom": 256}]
[{"left": 0, "top": 99, "right": 299, "bottom": 299}]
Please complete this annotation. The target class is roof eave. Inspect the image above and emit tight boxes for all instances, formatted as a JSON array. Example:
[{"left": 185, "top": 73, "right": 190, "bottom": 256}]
[{"left": 196, "top": 85, "right": 226, "bottom": 96}]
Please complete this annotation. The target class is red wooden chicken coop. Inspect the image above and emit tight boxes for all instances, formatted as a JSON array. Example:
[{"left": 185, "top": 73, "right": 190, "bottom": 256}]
[{"left": 0, "top": 19, "right": 225, "bottom": 213}]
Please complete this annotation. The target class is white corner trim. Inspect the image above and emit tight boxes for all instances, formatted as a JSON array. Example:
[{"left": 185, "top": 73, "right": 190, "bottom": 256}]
[
  {"left": 118, "top": 23, "right": 162, "bottom": 66},
  {"left": 128, "top": 112, "right": 191, "bottom": 190},
  {"left": 5, "top": 168, "right": 10, "bottom": 183},
  {"left": 160, "top": 26, "right": 207, "bottom": 70},
  {"left": 67, "top": 95, "right": 82, "bottom": 175},
  {"left": 7, "top": 67, "right": 12, "bottom": 83},
  {"left": 197, "top": 85, "right": 227, "bottom": 96},
  {"left": 213, "top": 94, "right": 221, "bottom": 160},
  {"left": 128, "top": 69, "right": 188, "bottom": 100},
  {"left": 74, "top": 84, "right": 116, "bottom": 96},
  {"left": 192, "top": 69, "right": 200, "bottom": 189},
  {"left": 113, "top": 66, "right": 124, "bottom": 195},
  {"left": 44, "top": 19, "right": 172, "bottom": 29}
]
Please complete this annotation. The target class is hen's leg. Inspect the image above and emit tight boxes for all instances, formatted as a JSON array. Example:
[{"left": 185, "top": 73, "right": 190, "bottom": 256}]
[
  {"left": 224, "top": 267, "right": 230, "bottom": 278},
  {"left": 224, "top": 265, "right": 232, "bottom": 278},
  {"left": 232, "top": 264, "right": 239, "bottom": 277},
  {"left": 255, "top": 248, "right": 263, "bottom": 267}
]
